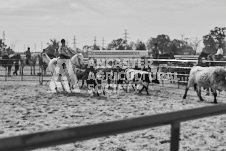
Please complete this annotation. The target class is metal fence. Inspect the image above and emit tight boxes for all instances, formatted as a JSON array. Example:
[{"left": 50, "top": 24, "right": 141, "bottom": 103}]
[
  {"left": 1, "top": 104, "right": 226, "bottom": 151},
  {"left": 1, "top": 58, "right": 226, "bottom": 88}
]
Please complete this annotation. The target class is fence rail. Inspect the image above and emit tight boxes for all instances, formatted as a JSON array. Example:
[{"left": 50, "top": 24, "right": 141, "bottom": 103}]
[{"left": 1, "top": 104, "right": 226, "bottom": 151}]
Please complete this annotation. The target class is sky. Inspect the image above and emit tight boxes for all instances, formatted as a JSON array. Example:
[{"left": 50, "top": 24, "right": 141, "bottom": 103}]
[{"left": 1, "top": 0, "right": 226, "bottom": 52}]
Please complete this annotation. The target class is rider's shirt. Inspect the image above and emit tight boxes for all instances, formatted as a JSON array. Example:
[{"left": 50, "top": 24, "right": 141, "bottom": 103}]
[
  {"left": 58, "top": 46, "right": 71, "bottom": 59},
  {"left": 25, "top": 50, "right": 31, "bottom": 57},
  {"left": 216, "top": 48, "right": 223, "bottom": 55}
]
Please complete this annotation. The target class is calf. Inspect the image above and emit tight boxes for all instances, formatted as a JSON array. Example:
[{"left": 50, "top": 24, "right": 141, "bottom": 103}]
[
  {"left": 125, "top": 68, "right": 160, "bottom": 94},
  {"left": 86, "top": 68, "right": 106, "bottom": 96}
]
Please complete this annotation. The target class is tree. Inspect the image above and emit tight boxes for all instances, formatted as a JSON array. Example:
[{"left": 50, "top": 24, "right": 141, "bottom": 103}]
[
  {"left": 45, "top": 39, "right": 60, "bottom": 55},
  {"left": 188, "top": 38, "right": 201, "bottom": 54},
  {"left": 146, "top": 34, "right": 171, "bottom": 54},
  {"left": 146, "top": 38, "right": 157, "bottom": 50},
  {"left": 203, "top": 27, "right": 226, "bottom": 54},
  {"left": 6, "top": 47, "right": 14, "bottom": 55},
  {"left": 134, "top": 40, "right": 146, "bottom": 50},
  {"left": 93, "top": 44, "right": 100, "bottom": 50},
  {"left": 170, "top": 39, "right": 184, "bottom": 55},
  {"left": 107, "top": 38, "right": 131, "bottom": 50},
  {"left": 0, "top": 39, "right": 7, "bottom": 56}
]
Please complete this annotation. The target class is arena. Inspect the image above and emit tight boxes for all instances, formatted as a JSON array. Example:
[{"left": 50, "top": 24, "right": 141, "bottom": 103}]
[
  {"left": 1, "top": 56, "right": 226, "bottom": 151},
  {"left": 1, "top": 1, "right": 226, "bottom": 150}
]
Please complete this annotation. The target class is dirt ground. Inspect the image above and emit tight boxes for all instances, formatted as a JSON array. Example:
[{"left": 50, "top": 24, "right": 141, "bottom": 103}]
[{"left": 1, "top": 79, "right": 226, "bottom": 151}]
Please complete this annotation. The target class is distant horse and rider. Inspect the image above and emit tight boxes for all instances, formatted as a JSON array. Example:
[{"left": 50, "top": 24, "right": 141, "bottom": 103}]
[
  {"left": 198, "top": 45, "right": 226, "bottom": 67},
  {"left": 0, "top": 47, "right": 50, "bottom": 76},
  {"left": 19, "top": 47, "right": 55, "bottom": 76}
]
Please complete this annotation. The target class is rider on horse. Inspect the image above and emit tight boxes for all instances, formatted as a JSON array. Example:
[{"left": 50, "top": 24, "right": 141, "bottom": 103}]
[
  {"left": 56, "top": 39, "right": 78, "bottom": 82},
  {"left": 25, "top": 47, "right": 31, "bottom": 65}
]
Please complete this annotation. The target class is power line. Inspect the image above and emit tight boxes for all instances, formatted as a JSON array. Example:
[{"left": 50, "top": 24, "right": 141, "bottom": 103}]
[
  {"left": 73, "top": 36, "right": 77, "bottom": 49},
  {"left": 94, "top": 36, "right": 97, "bottom": 46},
  {"left": 3, "top": 31, "right": 5, "bottom": 44},
  {"left": 124, "top": 29, "right": 129, "bottom": 41},
  {"left": 181, "top": 34, "right": 184, "bottom": 41},
  {"left": 102, "top": 37, "right": 105, "bottom": 48}
]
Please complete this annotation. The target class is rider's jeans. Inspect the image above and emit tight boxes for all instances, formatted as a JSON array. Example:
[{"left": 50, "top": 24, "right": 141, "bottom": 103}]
[{"left": 55, "top": 59, "right": 69, "bottom": 77}]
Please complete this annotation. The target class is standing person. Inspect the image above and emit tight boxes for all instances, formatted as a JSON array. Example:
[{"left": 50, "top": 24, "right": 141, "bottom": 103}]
[
  {"left": 215, "top": 44, "right": 224, "bottom": 60},
  {"left": 56, "top": 39, "right": 77, "bottom": 82},
  {"left": 25, "top": 47, "right": 31, "bottom": 65}
]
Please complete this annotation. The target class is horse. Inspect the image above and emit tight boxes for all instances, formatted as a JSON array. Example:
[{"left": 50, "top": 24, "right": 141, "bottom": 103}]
[
  {"left": 41, "top": 52, "right": 84, "bottom": 92},
  {"left": 20, "top": 53, "right": 45, "bottom": 75},
  {"left": 0, "top": 53, "right": 21, "bottom": 76}
]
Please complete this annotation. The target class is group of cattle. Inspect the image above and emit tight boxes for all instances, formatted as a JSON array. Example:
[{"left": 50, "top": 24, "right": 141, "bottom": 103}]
[
  {"left": 40, "top": 52, "right": 226, "bottom": 104},
  {"left": 75, "top": 62, "right": 160, "bottom": 96},
  {"left": 74, "top": 60, "right": 226, "bottom": 104}
]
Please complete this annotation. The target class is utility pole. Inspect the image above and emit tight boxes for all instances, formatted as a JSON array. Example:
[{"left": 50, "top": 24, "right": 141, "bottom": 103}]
[
  {"left": 34, "top": 43, "right": 36, "bottom": 52},
  {"left": 73, "top": 36, "right": 77, "bottom": 50},
  {"left": 102, "top": 37, "right": 105, "bottom": 48},
  {"left": 124, "top": 29, "right": 129, "bottom": 41},
  {"left": 2, "top": 31, "right": 5, "bottom": 44},
  {"left": 181, "top": 34, "right": 184, "bottom": 41},
  {"left": 94, "top": 36, "right": 97, "bottom": 46}
]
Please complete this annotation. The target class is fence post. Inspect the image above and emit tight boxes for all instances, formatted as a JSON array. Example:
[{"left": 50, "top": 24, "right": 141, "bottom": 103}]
[
  {"left": 5, "top": 66, "right": 7, "bottom": 81},
  {"left": 39, "top": 64, "right": 43, "bottom": 85},
  {"left": 20, "top": 61, "right": 23, "bottom": 81},
  {"left": 170, "top": 121, "right": 180, "bottom": 151}
]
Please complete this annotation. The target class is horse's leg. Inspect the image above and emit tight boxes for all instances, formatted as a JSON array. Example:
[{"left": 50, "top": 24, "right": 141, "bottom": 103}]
[
  {"left": 30, "top": 64, "right": 33, "bottom": 75},
  {"left": 33, "top": 65, "right": 35, "bottom": 75},
  {"left": 44, "top": 67, "right": 47, "bottom": 76}
]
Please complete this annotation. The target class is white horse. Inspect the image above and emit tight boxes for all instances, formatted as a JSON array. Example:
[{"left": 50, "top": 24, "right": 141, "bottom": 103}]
[{"left": 41, "top": 53, "right": 84, "bottom": 92}]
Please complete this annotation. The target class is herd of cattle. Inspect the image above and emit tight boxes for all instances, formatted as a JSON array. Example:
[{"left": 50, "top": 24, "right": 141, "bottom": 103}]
[
  {"left": 75, "top": 63, "right": 160, "bottom": 96},
  {"left": 2, "top": 52, "right": 223, "bottom": 104},
  {"left": 72, "top": 59, "right": 226, "bottom": 104}
]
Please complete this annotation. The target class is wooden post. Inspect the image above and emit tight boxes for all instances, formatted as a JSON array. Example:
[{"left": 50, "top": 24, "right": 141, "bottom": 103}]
[
  {"left": 170, "top": 121, "right": 180, "bottom": 151},
  {"left": 5, "top": 66, "right": 7, "bottom": 81}
]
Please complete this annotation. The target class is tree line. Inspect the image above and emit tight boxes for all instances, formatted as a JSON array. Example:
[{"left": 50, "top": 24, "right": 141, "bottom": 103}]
[{"left": 0, "top": 27, "right": 225, "bottom": 57}]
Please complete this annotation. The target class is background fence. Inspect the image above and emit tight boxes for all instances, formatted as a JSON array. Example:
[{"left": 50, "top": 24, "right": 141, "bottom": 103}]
[{"left": 1, "top": 57, "right": 226, "bottom": 89}]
